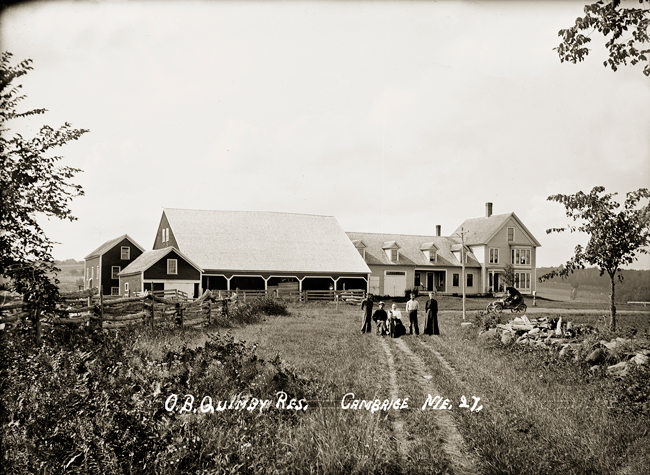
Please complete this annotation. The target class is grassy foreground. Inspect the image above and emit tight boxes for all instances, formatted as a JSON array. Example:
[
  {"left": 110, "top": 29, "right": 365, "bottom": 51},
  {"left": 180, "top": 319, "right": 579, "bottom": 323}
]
[{"left": 2, "top": 298, "right": 649, "bottom": 474}]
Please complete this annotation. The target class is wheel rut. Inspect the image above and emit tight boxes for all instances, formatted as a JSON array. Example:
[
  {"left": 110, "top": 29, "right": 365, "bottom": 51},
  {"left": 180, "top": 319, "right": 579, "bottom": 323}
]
[{"left": 390, "top": 337, "right": 479, "bottom": 475}]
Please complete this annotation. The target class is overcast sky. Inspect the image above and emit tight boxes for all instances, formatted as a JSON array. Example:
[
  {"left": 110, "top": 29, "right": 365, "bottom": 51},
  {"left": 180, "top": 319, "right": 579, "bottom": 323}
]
[{"left": 2, "top": 0, "right": 649, "bottom": 269}]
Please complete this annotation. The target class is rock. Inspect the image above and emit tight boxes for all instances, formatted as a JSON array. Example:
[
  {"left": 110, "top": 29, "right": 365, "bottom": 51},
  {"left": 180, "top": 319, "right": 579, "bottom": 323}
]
[
  {"left": 528, "top": 327, "right": 540, "bottom": 335},
  {"left": 566, "top": 321, "right": 573, "bottom": 331},
  {"left": 585, "top": 348, "right": 607, "bottom": 365},
  {"left": 589, "top": 365, "right": 601, "bottom": 373},
  {"left": 511, "top": 324, "right": 534, "bottom": 331},
  {"left": 521, "top": 315, "right": 531, "bottom": 324},
  {"left": 479, "top": 329, "right": 497, "bottom": 339},
  {"left": 633, "top": 354, "right": 649, "bottom": 366},
  {"left": 607, "top": 361, "right": 628, "bottom": 377},
  {"left": 555, "top": 317, "right": 563, "bottom": 336},
  {"left": 501, "top": 332, "right": 514, "bottom": 345},
  {"left": 559, "top": 345, "right": 574, "bottom": 358}
]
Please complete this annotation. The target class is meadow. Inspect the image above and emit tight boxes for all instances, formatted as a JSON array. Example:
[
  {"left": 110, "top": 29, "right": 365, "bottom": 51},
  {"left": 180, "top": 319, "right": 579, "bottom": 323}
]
[{"left": 2, "top": 296, "right": 649, "bottom": 474}]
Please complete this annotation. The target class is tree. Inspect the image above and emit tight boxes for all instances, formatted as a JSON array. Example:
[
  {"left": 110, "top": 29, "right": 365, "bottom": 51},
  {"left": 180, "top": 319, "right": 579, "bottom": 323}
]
[
  {"left": 539, "top": 186, "right": 650, "bottom": 331},
  {"left": 502, "top": 263, "right": 516, "bottom": 288},
  {"left": 0, "top": 52, "right": 89, "bottom": 343},
  {"left": 555, "top": 0, "right": 650, "bottom": 76}
]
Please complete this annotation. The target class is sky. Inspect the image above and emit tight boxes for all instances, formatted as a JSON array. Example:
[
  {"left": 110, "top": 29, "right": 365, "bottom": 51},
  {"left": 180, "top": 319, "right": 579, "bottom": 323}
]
[{"left": 2, "top": 0, "right": 649, "bottom": 269}]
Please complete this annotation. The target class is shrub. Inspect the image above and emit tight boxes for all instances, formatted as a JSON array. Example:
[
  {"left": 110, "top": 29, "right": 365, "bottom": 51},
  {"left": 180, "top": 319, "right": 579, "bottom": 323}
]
[
  {"left": 1, "top": 326, "right": 317, "bottom": 474},
  {"left": 228, "top": 297, "right": 287, "bottom": 325},
  {"left": 609, "top": 362, "right": 650, "bottom": 417}
]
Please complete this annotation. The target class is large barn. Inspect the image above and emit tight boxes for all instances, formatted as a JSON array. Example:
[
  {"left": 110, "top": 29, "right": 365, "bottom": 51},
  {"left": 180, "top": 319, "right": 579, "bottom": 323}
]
[{"left": 148, "top": 208, "right": 371, "bottom": 294}]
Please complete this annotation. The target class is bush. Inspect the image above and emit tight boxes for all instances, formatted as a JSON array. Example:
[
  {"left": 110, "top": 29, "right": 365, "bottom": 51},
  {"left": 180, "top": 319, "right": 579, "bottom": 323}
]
[
  {"left": 609, "top": 362, "right": 650, "bottom": 417},
  {"left": 228, "top": 297, "right": 288, "bottom": 324},
  {"left": 1, "top": 326, "right": 317, "bottom": 474}
]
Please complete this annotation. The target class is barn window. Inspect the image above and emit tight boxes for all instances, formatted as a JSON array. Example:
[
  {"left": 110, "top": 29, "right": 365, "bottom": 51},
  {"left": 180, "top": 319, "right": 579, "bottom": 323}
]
[
  {"left": 112, "top": 266, "right": 120, "bottom": 279},
  {"left": 111, "top": 287, "right": 119, "bottom": 296},
  {"left": 121, "top": 246, "right": 130, "bottom": 260},
  {"left": 167, "top": 259, "right": 178, "bottom": 275}
]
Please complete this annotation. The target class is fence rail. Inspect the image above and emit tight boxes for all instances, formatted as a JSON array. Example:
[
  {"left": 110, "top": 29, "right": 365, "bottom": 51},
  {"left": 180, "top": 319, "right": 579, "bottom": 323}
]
[
  {"left": 627, "top": 301, "right": 650, "bottom": 307},
  {"left": 1, "top": 287, "right": 367, "bottom": 335}
]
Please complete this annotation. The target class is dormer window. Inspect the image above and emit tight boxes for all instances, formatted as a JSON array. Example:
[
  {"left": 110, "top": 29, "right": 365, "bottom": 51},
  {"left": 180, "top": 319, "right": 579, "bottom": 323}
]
[
  {"left": 351, "top": 239, "right": 367, "bottom": 261},
  {"left": 382, "top": 241, "right": 400, "bottom": 263},
  {"left": 420, "top": 242, "right": 438, "bottom": 264}
]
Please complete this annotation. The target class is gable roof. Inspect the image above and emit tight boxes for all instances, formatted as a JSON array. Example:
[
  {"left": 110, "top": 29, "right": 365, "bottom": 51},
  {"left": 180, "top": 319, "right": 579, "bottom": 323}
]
[
  {"left": 84, "top": 234, "right": 145, "bottom": 260},
  {"left": 161, "top": 209, "right": 371, "bottom": 274},
  {"left": 119, "top": 246, "right": 202, "bottom": 276},
  {"left": 346, "top": 232, "right": 481, "bottom": 268},
  {"left": 451, "top": 212, "right": 542, "bottom": 247}
]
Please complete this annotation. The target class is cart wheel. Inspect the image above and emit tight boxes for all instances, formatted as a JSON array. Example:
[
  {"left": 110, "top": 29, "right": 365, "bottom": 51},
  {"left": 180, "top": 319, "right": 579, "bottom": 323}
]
[
  {"left": 494, "top": 303, "right": 503, "bottom": 314},
  {"left": 486, "top": 303, "right": 495, "bottom": 313},
  {"left": 518, "top": 304, "right": 527, "bottom": 313}
]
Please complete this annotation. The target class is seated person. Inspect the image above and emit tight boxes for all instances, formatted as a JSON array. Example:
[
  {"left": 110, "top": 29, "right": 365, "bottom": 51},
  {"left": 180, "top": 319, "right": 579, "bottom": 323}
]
[
  {"left": 372, "top": 302, "right": 388, "bottom": 335},
  {"left": 387, "top": 304, "right": 405, "bottom": 338},
  {"left": 504, "top": 286, "right": 523, "bottom": 307}
]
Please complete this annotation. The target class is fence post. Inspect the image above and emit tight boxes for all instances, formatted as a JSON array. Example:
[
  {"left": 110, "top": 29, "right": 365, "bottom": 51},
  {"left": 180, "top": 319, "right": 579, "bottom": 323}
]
[
  {"left": 208, "top": 301, "right": 212, "bottom": 325},
  {"left": 100, "top": 288, "right": 104, "bottom": 330},
  {"left": 150, "top": 296, "right": 155, "bottom": 330}
]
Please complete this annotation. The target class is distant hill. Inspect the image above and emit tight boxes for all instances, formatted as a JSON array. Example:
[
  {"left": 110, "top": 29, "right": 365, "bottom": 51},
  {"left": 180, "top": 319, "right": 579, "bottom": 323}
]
[{"left": 537, "top": 267, "right": 650, "bottom": 303}]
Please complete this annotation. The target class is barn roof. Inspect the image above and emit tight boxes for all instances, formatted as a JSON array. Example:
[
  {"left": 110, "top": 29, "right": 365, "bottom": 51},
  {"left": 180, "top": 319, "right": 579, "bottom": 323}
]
[
  {"left": 84, "top": 234, "right": 145, "bottom": 260},
  {"left": 119, "top": 247, "right": 201, "bottom": 276},
  {"left": 346, "top": 232, "right": 481, "bottom": 268},
  {"left": 162, "top": 209, "right": 371, "bottom": 274}
]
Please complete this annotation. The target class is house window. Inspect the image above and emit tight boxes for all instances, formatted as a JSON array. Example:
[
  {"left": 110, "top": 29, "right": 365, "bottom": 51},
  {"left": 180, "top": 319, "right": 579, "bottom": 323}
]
[
  {"left": 511, "top": 248, "right": 531, "bottom": 266},
  {"left": 489, "top": 248, "right": 499, "bottom": 264},
  {"left": 111, "top": 287, "right": 120, "bottom": 296},
  {"left": 121, "top": 246, "right": 130, "bottom": 260},
  {"left": 507, "top": 227, "right": 515, "bottom": 242},
  {"left": 429, "top": 251, "right": 437, "bottom": 263},
  {"left": 112, "top": 266, "right": 120, "bottom": 280},
  {"left": 161, "top": 228, "right": 165, "bottom": 243},
  {"left": 91, "top": 267, "right": 94, "bottom": 280},
  {"left": 389, "top": 249, "right": 398, "bottom": 261},
  {"left": 452, "top": 273, "right": 459, "bottom": 287},
  {"left": 124, "top": 282, "right": 129, "bottom": 292},
  {"left": 514, "top": 272, "right": 531, "bottom": 290},
  {"left": 165, "top": 228, "right": 169, "bottom": 243},
  {"left": 167, "top": 259, "right": 178, "bottom": 275},
  {"left": 467, "top": 274, "right": 473, "bottom": 287},
  {"left": 414, "top": 273, "right": 421, "bottom": 287}
]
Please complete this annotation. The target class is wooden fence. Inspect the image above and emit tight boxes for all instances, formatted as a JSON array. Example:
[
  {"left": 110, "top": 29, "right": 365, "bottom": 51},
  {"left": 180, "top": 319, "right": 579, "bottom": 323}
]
[{"left": 0, "top": 288, "right": 366, "bottom": 335}]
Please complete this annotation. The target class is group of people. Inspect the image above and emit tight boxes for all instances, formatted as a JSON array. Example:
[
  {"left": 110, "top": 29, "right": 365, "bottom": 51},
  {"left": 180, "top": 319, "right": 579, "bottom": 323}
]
[{"left": 361, "top": 292, "right": 440, "bottom": 338}]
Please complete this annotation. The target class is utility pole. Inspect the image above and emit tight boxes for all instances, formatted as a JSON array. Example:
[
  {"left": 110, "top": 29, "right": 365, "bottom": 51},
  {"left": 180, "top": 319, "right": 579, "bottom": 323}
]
[{"left": 461, "top": 227, "right": 466, "bottom": 321}]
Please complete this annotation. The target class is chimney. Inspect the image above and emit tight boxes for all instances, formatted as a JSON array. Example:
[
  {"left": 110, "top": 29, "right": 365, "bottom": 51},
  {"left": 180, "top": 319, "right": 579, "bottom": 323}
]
[
  {"left": 486, "top": 202, "right": 493, "bottom": 218},
  {"left": 435, "top": 225, "right": 441, "bottom": 237}
]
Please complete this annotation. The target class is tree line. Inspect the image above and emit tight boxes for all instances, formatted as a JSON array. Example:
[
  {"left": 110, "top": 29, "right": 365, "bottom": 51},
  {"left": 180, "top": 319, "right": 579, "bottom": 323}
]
[{"left": 538, "top": 266, "right": 650, "bottom": 303}]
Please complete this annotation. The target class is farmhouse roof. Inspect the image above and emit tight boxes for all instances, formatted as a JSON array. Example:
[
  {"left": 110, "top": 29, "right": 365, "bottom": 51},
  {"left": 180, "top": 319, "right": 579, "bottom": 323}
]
[
  {"left": 451, "top": 212, "right": 542, "bottom": 247},
  {"left": 161, "top": 209, "right": 371, "bottom": 274},
  {"left": 119, "top": 247, "right": 201, "bottom": 276},
  {"left": 84, "top": 234, "right": 145, "bottom": 260},
  {"left": 346, "top": 232, "right": 481, "bottom": 268}
]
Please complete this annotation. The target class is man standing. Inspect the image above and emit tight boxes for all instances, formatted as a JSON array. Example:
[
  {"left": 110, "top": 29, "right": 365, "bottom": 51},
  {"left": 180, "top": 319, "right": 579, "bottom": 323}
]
[
  {"left": 361, "top": 292, "right": 373, "bottom": 333},
  {"left": 406, "top": 293, "right": 419, "bottom": 335},
  {"left": 424, "top": 292, "right": 439, "bottom": 335}
]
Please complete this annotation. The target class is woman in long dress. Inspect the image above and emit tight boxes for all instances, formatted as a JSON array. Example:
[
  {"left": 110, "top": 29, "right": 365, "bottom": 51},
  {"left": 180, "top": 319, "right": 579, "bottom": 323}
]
[{"left": 424, "top": 292, "right": 439, "bottom": 335}]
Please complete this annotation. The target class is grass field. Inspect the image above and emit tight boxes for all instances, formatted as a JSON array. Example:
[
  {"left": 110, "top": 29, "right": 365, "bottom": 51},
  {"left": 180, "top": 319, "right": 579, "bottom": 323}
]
[{"left": 4, "top": 297, "right": 649, "bottom": 474}]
